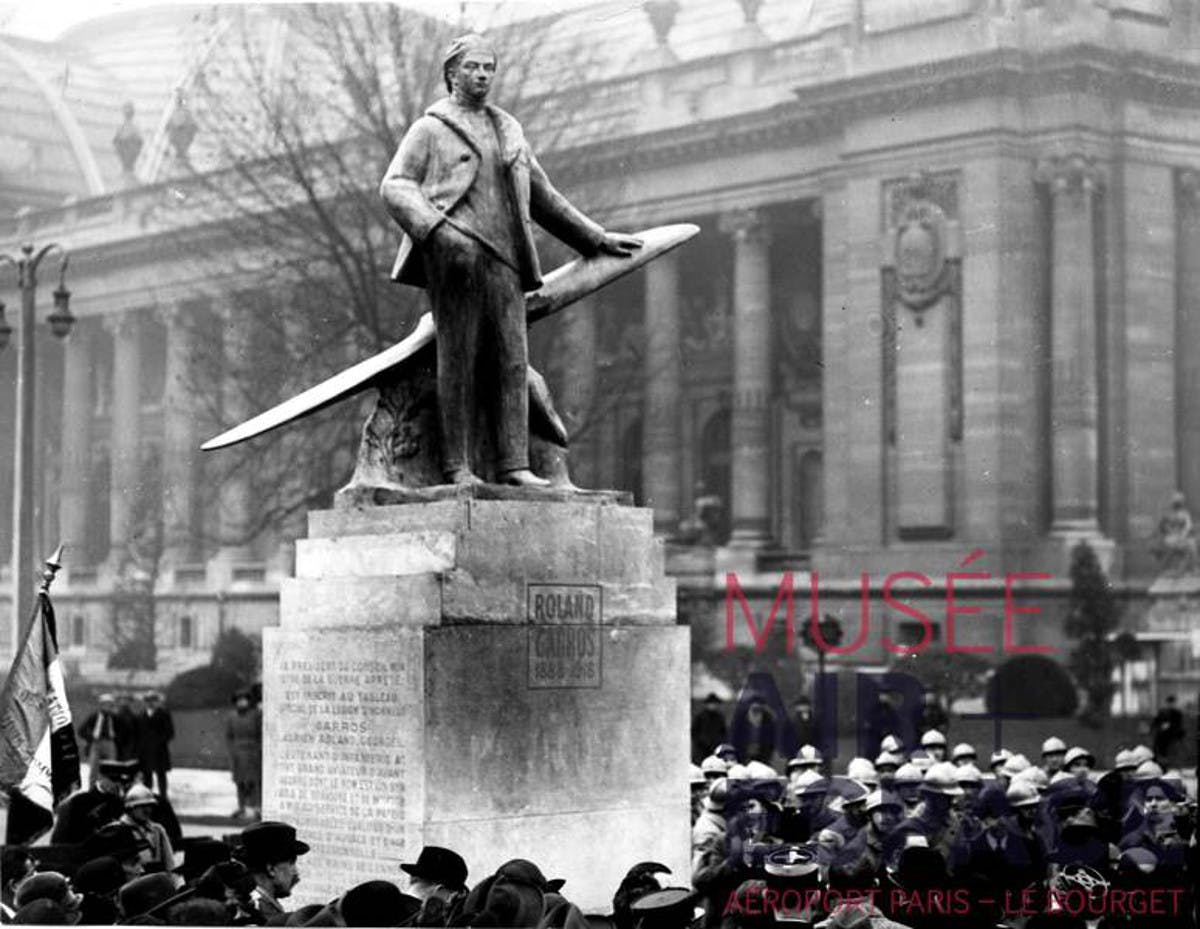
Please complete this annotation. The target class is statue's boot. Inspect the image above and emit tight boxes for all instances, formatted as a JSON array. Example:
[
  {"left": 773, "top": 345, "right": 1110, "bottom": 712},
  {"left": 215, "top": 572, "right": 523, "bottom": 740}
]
[
  {"left": 501, "top": 468, "right": 551, "bottom": 488},
  {"left": 445, "top": 469, "right": 485, "bottom": 486}
]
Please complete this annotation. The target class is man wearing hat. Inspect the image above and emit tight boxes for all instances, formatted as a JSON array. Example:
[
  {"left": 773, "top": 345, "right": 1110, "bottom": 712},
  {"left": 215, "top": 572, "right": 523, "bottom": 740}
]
[
  {"left": 136, "top": 691, "right": 175, "bottom": 799},
  {"left": 239, "top": 821, "right": 310, "bottom": 923},
  {"left": 400, "top": 845, "right": 469, "bottom": 925},
  {"left": 628, "top": 887, "right": 697, "bottom": 929},
  {"left": 226, "top": 688, "right": 263, "bottom": 821},
  {"left": 380, "top": 33, "right": 641, "bottom": 488},
  {"left": 78, "top": 694, "right": 128, "bottom": 789},
  {"left": 1040, "top": 735, "right": 1067, "bottom": 776},
  {"left": 918, "top": 729, "right": 947, "bottom": 763},
  {"left": 692, "top": 693, "right": 728, "bottom": 763},
  {"left": 50, "top": 758, "right": 138, "bottom": 843},
  {"left": 82, "top": 822, "right": 150, "bottom": 882},
  {"left": 12, "top": 872, "right": 83, "bottom": 924},
  {"left": 120, "top": 784, "right": 175, "bottom": 872}
]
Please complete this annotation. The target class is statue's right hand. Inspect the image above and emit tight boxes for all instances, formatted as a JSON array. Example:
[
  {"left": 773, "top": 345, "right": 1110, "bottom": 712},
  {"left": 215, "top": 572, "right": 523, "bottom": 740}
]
[{"left": 433, "top": 220, "right": 473, "bottom": 252}]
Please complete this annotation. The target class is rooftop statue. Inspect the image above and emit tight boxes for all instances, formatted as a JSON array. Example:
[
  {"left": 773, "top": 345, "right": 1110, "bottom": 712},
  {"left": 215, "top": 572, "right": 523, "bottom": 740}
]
[{"left": 1153, "top": 491, "right": 1200, "bottom": 576}]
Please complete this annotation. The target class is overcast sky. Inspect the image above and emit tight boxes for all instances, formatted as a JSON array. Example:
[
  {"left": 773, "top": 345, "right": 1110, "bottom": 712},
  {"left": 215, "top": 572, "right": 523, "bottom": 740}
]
[{"left": 0, "top": 0, "right": 612, "bottom": 40}]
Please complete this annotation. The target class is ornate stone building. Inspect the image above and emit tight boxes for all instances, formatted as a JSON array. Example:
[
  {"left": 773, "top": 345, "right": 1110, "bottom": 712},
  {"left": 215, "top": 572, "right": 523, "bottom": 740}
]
[{"left": 2, "top": 0, "right": 1199, "bottom": 707}]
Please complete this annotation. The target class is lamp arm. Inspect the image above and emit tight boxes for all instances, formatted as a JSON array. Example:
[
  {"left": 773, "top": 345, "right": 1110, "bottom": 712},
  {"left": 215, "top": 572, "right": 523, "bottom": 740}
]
[{"left": 29, "top": 242, "right": 66, "bottom": 275}]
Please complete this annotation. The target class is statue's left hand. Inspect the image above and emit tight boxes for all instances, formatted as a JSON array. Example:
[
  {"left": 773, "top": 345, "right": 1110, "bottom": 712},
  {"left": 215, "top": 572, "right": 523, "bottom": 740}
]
[{"left": 597, "top": 232, "right": 643, "bottom": 257}]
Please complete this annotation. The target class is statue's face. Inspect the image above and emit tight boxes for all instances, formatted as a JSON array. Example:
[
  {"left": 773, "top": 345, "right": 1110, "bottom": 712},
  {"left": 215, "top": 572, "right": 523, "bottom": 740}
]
[{"left": 450, "top": 51, "right": 496, "bottom": 103}]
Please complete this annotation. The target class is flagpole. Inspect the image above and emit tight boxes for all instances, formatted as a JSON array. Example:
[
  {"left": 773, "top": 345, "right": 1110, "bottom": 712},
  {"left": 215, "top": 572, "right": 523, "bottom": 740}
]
[{"left": 0, "top": 544, "right": 65, "bottom": 842}]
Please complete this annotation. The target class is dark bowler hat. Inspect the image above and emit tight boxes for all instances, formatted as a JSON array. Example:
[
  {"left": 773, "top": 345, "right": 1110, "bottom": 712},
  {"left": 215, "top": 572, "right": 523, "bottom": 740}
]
[
  {"left": 494, "top": 858, "right": 565, "bottom": 893},
  {"left": 399, "top": 846, "right": 468, "bottom": 890},
  {"left": 119, "top": 873, "right": 180, "bottom": 918},
  {"left": 239, "top": 821, "right": 310, "bottom": 867},
  {"left": 629, "top": 888, "right": 697, "bottom": 929},
  {"left": 340, "top": 881, "right": 421, "bottom": 927},
  {"left": 75, "top": 856, "right": 127, "bottom": 895},
  {"left": 82, "top": 823, "right": 150, "bottom": 863},
  {"left": 175, "top": 838, "right": 233, "bottom": 882}
]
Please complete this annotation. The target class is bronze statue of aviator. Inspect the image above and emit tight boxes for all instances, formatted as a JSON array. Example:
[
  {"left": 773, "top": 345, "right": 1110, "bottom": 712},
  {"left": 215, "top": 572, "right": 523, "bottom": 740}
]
[{"left": 202, "top": 35, "right": 698, "bottom": 504}]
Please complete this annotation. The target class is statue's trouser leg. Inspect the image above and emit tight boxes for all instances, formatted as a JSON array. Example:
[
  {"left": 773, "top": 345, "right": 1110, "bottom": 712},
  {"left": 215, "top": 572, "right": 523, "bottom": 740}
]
[
  {"left": 427, "top": 237, "right": 529, "bottom": 477},
  {"left": 427, "top": 237, "right": 484, "bottom": 476},
  {"left": 482, "top": 257, "right": 530, "bottom": 474}
]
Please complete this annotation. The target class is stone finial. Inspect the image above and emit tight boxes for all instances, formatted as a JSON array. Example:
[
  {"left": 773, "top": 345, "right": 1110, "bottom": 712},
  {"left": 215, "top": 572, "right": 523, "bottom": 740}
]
[
  {"left": 644, "top": 0, "right": 680, "bottom": 47},
  {"left": 738, "top": 0, "right": 764, "bottom": 25},
  {"left": 113, "top": 101, "right": 144, "bottom": 176},
  {"left": 166, "top": 89, "right": 199, "bottom": 164}
]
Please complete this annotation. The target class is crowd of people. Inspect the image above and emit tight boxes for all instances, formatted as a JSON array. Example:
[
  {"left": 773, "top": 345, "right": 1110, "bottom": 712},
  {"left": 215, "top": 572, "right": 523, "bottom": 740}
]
[
  {"left": 77, "top": 692, "right": 175, "bottom": 798},
  {"left": 687, "top": 729, "right": 1197, "bottom": 928},
  {"left": 3, "top": 723, "right": 1196, "bottom": 928}
]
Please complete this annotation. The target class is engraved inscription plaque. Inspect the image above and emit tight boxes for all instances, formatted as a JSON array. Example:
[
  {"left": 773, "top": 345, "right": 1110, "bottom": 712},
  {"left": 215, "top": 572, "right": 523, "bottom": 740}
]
[
  {"left": 526, "top": 584, "right": 603, "bottom": 688},
  {"left": 269, "top": 637, "right": 423, "bottom": 898}
]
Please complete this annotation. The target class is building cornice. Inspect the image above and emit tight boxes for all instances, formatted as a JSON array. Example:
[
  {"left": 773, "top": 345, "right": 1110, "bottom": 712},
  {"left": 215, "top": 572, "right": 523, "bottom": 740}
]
[{"left": 552, "top": 43, "right": 1200, "bottom": 185}]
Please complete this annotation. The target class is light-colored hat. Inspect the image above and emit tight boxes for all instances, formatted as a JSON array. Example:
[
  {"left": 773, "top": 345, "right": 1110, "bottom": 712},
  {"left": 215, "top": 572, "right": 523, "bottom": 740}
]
[
  {"left": 764, "top": 845, "right": 819, "bottom": 878},
  {"left": 726, "top": 763, "right": 751, "bottom": 780},
  {"left": 1064, "top": 746, "right": 1094, "bottom": 768},
  {"left": 1006, "top": 781, "right": 1040, "bottom": 808},
  {"left": 1113, "top": 749, "right": 1136, "bottom": 771},
  {"left": 908, "top": 750, "right": 934, "bottom": 773},
  {"left": 954, "top": 763, "right": 983, "bottom": 785},
  {"left": 1129, "top": 745, "right": 1155, "bottom": 767},
  {"left": 1001, "top": 753, "right": 1031, "bottom": 778},
  {"left": 745, "top": 760, "right": 778, "bottom": 780},
  {"left": 846, "top": 757, "right": 878, "bottom": 785},
  {"left": 920, "top": 729, "right": 947, "bottom": 748},
  {"left": 989, "top": 748, "right": 1012, "bottom": 769},
  {"left": 863, "top": 790, "right": 902, "bottom": 814},
  {"left": 1133, "top": 760, "right": 1164, "bottom": 781},
  {"left": 950, "top": 742, "right": 976, "bottom": 762},
  {"left": 700, "top": 755, "right": 729, "bottom": 776},
  {"left": 874, "top": 751, "right": 903, "bottom": 769},
  {"left": 1012, "top": 767, "right": 1048, "bottom": 792},
  {"left": 689, "top": 764, "right": 706, "bottom": 786},
  {"left": 124, "top": 784, "right": 158, "bottom": 808},
  {"left": 879, "top": 735, "right": 903, "bottom": 754},
  {"left": 922, "top": 762, "right": 964, "bottom": 796},
  {"left": 893, "top": 763, "right": 923, "bottom": 785},
  {"left": 1041, "top": 736, "right": 1067, "bottom": 756}
]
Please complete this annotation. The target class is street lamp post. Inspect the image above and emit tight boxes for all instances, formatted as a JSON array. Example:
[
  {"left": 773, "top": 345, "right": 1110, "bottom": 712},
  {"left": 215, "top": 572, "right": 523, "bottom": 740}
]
[{"left": 0, "top": 242, "right": 73, "bottom": 651}]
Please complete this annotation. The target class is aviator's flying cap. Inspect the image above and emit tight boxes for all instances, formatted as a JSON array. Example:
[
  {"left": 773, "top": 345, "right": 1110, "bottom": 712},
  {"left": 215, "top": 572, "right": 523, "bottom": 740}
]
[{"left": 443, "top": 34, "right": 497, "bottom": 69}]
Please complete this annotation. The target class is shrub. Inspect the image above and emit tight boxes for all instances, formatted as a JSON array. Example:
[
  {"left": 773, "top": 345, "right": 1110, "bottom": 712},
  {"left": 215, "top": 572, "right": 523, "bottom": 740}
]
[
  {"left": 985, "top": 655, "right": 1078, "bottom": 718},
  {"left": 166, "top": 665, "right": 245, "bottom": 711}
]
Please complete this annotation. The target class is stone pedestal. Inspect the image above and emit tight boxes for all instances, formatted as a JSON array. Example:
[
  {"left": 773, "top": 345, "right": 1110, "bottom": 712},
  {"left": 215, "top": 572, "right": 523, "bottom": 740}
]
[{"left": 263, "top": 491, "right": 690, "bottom": 912}]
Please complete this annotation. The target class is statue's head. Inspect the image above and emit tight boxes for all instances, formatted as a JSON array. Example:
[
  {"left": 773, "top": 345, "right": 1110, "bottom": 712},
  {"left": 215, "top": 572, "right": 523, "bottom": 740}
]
[{"left": 443, "top": 34, "right": 498, "bottom": 98}]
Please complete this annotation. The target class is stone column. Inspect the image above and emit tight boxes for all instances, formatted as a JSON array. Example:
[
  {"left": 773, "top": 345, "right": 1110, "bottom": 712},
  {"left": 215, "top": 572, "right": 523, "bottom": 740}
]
[
  {"left": 560, "top": 297, "right": 598, "bottom": 488},
  {"left": 107, "top": 311, "right": 142, "bottom": 561},
  {"left": 642, "top": 253, "right": 683, "bottom": 533},
  {"left": 216, "top": 300, "right": 253, "bottom": 562},
  {"left": 721, "top": 208, "right": 774, "bottom": 549},
  {"left": 162, "top": 304, "right": 197, "bottom": 564},
  {"left": 1037, "top": 153, "right": 1102, "bottom": 533},
  {"left": 1178, "top": 170, "right": 1200, "bottom": 508},
  {"left": 58, "top": 322, "right": 92, "bottom": 560}
]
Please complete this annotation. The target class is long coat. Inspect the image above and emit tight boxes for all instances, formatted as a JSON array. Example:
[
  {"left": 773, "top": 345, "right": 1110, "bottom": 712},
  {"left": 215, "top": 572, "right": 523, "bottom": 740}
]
[
  {"left": 226, "top": 707, "right": 262, "bottom": 784},
  {"left": 380, "top": 98, "right": 605, "bottom": 292},
  {"left": 137, "top": 707, "right": 175, "bottom": 772}
]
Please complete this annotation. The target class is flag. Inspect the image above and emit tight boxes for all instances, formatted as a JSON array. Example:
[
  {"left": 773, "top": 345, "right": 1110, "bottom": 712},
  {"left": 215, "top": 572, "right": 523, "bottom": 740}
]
[{"left": 0, "top": 590, "right": 81, "bottom": 844}]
